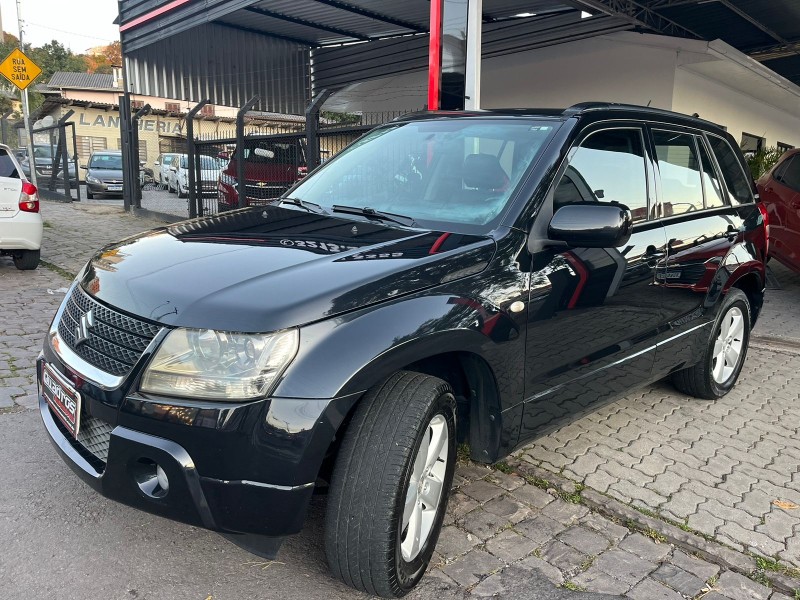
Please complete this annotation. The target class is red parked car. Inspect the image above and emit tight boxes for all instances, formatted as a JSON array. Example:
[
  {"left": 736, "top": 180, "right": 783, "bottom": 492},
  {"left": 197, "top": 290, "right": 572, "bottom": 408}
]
[
  {"left": 757, "top": 149, "right": 800, "bottom": 271},
  {"left": 217, "top": 138, "right": 306, "bottom": 211}
]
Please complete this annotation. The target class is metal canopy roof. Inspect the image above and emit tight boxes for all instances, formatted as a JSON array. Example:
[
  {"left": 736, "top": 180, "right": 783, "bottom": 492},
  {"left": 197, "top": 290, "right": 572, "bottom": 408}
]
[{"left": 209, "top": 0, "right": 800, "bottom": 86}]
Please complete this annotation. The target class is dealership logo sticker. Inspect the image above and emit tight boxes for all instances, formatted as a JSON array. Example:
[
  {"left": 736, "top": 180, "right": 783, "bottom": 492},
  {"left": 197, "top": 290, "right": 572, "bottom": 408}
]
[{"left": 75, "top": 310, "right": 95, "bottom": 347}]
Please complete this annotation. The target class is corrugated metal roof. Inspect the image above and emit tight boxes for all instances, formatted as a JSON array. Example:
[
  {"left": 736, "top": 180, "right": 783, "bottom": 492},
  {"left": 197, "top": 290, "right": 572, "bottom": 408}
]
[{"left": 49, "top": 71, "right": 117, "bottom": 90}]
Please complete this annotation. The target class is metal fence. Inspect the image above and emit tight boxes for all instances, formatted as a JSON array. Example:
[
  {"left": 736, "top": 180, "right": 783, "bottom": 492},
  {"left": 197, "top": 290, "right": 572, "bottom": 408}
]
[
  {"left": 28, "top": 115, "right": 81, "bottom": 202},
  {"left": 129, "top": 94, "right": 418, "bottom": 220}
]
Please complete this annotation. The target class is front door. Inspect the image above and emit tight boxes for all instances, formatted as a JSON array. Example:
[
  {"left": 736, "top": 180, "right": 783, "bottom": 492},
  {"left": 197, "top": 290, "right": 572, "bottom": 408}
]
[{"left": 521, "top": 125, "right": 668, "bottom": 437}]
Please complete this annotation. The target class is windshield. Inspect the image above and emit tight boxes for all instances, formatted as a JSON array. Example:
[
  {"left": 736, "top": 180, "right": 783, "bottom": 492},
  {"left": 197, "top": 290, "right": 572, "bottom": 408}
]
[
  {"left": 239, "top": 141, "right": 304, "bottom": 165},
  {"left": 34, "top": 146, "right": 54, "bottom": 159},
  {"left": 180, "top": 155, "right": 224, "bottom": 170},
  {"left": 288, "top": 119, "right": 558, "bottom": 231},
  {"left": 89, "top": 154, "right": 122, "bottom": 169}
]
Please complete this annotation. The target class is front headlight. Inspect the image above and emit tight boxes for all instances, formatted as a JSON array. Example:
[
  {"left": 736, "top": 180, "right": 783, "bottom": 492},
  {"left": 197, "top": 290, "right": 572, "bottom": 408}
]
[
  {"left": 86, "top": 175, "right": 101, "bottom": 184},
  {"left": 140, "top": 328, "right": 299, "bottom": 400}
]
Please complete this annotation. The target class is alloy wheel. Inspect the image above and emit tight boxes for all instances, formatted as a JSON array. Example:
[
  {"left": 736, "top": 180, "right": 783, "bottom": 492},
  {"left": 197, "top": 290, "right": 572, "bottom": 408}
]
[{"left": 712, "top": 306, "right": 745, "bottom": 384}]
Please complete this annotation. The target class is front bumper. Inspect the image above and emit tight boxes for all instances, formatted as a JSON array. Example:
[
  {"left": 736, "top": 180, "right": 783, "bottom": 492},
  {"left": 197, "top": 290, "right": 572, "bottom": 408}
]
[{"left": 86, "top": 181, "right": 124, "bottom": 195}]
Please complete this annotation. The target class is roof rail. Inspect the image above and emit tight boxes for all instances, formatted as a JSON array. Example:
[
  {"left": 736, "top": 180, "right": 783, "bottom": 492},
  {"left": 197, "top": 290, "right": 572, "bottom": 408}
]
[{"left": 563, "top": 102, "right": 722, "bottom": 127}]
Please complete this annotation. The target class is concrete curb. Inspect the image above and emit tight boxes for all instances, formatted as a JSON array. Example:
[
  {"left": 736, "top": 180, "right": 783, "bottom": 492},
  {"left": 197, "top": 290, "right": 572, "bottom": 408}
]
[
  {"left": 751, "top": 335, "right": 800, "bottom": 355},
  {"left": 508, "top": 459, "right": 800, "bottom": 596}
]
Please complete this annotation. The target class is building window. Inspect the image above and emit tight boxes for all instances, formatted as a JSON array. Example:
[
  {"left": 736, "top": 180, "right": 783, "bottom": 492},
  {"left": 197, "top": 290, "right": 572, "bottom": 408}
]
[
  {"left": 778, "top": 142, "right": 795, "bottom": 154},
  {"left": 116, "top": 138, "right": 148, "bottom": 163},
  {"left": 201, "top": 104, "right": 215, "bottom": 117},
  {"left": 165, "top": 102, "right": 181, "bottom": 112},
  {"left": 76, "top": 136, "right": 108, "bottom": 162},
  {"left": 740, "top": 132, "right": 764, "bottom": 155},
  {"left": 131, "top": 100, "right": 144, "bottom": 110}
]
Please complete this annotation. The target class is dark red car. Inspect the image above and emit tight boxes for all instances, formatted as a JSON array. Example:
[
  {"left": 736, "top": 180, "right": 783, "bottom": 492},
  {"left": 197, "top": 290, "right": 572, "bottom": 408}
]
[
  {"left": 218, "top": 138, "right": 306, "bottom": 211},
  {"left": 757, "top": 149, "right": 800, "bottom": 271}
]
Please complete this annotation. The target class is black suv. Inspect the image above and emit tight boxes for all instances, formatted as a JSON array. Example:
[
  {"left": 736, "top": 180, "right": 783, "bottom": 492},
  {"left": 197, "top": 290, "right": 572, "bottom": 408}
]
[{"left": 39, "top": 104, "right": 767, "bottom": 597}]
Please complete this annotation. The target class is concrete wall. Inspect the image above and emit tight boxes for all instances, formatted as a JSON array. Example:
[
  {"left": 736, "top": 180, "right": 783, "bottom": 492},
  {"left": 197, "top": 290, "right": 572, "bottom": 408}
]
[
  {"left": 672, "top": 68, "right": 800, "bottom": 149},
  {"left": 480, "top": 36, "right": 677, "bottom": 111}
]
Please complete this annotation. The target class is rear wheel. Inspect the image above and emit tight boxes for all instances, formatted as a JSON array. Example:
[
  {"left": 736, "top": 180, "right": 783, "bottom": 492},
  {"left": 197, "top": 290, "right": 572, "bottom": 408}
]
[
  {"left": 325, "top": 371, "right": 456, "bottom": 597},
  {"left": 672, "top": 288, "right": 751, "bottom": 399},
  {"left": 13, "top": 249, "right": 40, "bottom": 270},
  {"left": 86, "top": 189, "right": 94, "bottom": 199}
]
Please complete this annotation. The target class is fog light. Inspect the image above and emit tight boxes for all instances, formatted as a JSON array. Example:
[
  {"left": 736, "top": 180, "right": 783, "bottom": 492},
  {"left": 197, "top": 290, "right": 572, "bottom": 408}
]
[{"left": 156, "top": 465, "right": 169, "bottom": 492}]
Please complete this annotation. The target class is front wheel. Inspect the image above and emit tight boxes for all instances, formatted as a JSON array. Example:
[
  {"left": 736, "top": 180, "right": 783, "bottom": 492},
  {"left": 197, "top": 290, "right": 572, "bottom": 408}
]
[
  {"left": 325, "top": 371, "right": 456, "bottom": 598},
  {"left": 672, "top": 288, "right": 751, "bottom": 399}
]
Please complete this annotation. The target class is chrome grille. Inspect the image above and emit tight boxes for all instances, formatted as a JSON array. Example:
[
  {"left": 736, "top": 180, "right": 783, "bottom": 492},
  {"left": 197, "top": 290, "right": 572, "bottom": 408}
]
[
  {"left": 77, "top": 414, "right": 114, "bottom": 464},
  {"left": 57, "top": 286, "right": 161, "bottom": 376}
]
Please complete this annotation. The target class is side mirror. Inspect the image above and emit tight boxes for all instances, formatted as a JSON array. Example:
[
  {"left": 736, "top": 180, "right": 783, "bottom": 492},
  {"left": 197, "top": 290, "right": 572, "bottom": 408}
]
[
  {"left": 154, "top": 161, "right": 160, "bottom": 166},
  {"left": 548, "top": 204, "right": 633, "bottom": 248},
  {"left": 170, "top": 166, "right": 178, "bottom": 172}
]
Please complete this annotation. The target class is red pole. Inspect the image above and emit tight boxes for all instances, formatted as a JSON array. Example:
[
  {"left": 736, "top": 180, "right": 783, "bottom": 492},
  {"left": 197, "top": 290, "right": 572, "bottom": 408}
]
[{"left": 428, "top": 0, "right": 443, "bottom": 111}]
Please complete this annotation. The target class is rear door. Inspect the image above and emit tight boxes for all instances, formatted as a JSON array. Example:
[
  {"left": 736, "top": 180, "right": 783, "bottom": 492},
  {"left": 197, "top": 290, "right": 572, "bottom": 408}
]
[
  {"left": 652, "top": 129, "right": 760, "bottom": 376},
  {"left": 0, "top": 148, "right": 23, "bottom": 219}
]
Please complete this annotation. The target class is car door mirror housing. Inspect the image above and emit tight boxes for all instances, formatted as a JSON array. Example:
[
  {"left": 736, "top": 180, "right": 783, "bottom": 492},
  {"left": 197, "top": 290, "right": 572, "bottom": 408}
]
[{"left": 548, "top": 204, "right": 634, "bottom": 248}]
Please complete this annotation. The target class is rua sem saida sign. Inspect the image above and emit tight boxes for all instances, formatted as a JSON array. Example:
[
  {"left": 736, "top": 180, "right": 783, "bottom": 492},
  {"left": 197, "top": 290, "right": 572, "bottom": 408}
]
[{"left": 0, "top": 48, "right": 42, "bottom": 91}]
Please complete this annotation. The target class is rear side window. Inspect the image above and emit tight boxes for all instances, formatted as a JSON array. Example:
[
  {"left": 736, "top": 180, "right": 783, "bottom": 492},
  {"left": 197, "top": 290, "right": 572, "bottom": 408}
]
[
  {"left": 653, "top": 130, "right": 703, "bottom": 216},
  {"left": 697, "top": 139, "right": 726, "bottom": 208},
  {"left": 780, "top": 157, "right": 800, "bottom": 192},
  {"left": 708, "top": 136, "right": 754, "bottom": 205},
  {"left": 0, "top": 150, "right": 19, "bottom": 178},
  {"left": 556, "top": 128, "right": 649, "bottom": 222}
]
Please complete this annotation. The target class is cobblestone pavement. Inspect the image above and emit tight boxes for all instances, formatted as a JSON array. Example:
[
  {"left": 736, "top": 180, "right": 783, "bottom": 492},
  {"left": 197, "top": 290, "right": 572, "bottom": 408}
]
[{"left": 2, "top": 200, "right": 800, "bottom": 599}]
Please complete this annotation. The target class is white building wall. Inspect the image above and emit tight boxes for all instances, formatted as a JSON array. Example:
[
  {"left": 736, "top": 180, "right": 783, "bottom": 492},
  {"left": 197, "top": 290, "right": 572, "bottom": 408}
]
[
  {"left": 672, "top": 68, "right": 800, "bottom": 149},
  {"left": 480, "top": 36, "right": 677, "bottom": 111}
]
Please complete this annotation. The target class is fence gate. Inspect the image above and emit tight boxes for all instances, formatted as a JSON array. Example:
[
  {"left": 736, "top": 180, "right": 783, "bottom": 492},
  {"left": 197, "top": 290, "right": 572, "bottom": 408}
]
[{"left": 29, "top": 118, "right": 80, "bottom": 202}]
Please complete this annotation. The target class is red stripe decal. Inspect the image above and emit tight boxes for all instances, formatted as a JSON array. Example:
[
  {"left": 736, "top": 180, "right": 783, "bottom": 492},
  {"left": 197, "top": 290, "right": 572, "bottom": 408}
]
[
  {"left": 427, "top": 0, "right": 443, "bottom": 111},
  {"left": 564, "top": 252, "right": 588, "bottom": 310},
  {"left": 120, "top": 0, "right": 193, "bottom": 32},
  {"left": 429, "top": 232, "right": 450, "bottom": 255}
]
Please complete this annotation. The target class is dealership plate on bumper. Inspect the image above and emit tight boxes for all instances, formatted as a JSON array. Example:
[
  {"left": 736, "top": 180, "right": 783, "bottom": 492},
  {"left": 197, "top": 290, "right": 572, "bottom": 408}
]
[{"left": 41, "top": 362, "right": 81, "bottom": 438}]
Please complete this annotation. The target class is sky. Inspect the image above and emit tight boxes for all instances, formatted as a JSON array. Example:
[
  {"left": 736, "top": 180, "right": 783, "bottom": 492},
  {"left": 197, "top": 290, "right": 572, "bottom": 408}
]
[{"left": 0, "top": 0, "right": 119, "bottom": 52}]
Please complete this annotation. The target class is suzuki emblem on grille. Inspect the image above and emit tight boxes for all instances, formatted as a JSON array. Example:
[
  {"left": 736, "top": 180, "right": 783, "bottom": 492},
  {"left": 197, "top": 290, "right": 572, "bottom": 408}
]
[{"left": 75, "top": 309, "right": 95, "bottom": 347}]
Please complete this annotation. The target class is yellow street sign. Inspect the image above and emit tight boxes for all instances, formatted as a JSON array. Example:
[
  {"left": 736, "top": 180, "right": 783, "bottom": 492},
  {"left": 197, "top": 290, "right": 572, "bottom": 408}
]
[{"left": 0, "top": 48, "right": 42, "bottom": 91}]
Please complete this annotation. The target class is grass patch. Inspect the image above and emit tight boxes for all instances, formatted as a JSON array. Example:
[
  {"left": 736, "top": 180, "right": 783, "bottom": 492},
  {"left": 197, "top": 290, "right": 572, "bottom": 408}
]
[
  {"left": 561, "top": 582, "right": 584, "bottom": 592},
  {"left": 642, "top": 528, "right": 667, "bottom": 544},
  {"left": 493, "top": 461, "right": 513, "bottom": 474},
  {"left": 561, "top": 483, "right": 584, "bottom": 504},
  {"left": 706, "top": 575, "right": 717, "bottom": 587},
  {"left": 579, "top": 556, "right": 595, "bottom": 572},
  {"left": 43, "top": 220, "right": 52, "bottom": 228},
  {"left": 521, "top": 473, "right": 551, "bottom": 491},
  {"left": 755, "top": 556, "right": 800, "bottom": 579},
  {"left": 40, "top": 260, "right": 75, "bottom": 280},
  {"left": 750, "top": 569, "right": 771, "bottom": 588},
  {"left": 456, "top": 443, "right": 471, "bottom": 463}
]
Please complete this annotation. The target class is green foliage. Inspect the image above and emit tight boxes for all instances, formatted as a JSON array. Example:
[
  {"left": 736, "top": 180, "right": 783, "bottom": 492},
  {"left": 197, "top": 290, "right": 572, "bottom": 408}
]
[
  {"left": 30, "top": 40, "right": 88, "bottom": 81},
  {"left": 493, "top": 461, "right": 513, "bottom": 474},
  {"left": 745, "top": 146, "right": 785, "bottom": 180}
]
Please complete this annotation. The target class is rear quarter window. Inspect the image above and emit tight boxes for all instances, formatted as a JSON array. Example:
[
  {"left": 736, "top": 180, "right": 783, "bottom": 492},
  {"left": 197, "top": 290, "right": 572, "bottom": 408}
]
[
  {"left": 707, "top": 136, "right": 754, "bottom": 205},
  {"left": 0, "top": 150, "right": 19, "bottom": 179}
]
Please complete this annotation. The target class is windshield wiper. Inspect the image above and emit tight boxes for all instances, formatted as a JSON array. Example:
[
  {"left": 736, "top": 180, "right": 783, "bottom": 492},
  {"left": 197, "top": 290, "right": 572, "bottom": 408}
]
[
  {"left": 332, "top": 205, "right": 418, "bottom": 228},
  {"left": 279, "top": 197, "right": 329, "bottom": 214}
]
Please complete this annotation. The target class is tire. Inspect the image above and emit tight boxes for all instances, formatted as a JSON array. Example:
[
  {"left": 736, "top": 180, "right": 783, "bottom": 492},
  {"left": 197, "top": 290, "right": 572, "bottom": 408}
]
[
  {"left": 13, "top": 249, "right": 40, "bottom": 270},
  {"left": 325, "top": 371, "right": 457, "bottom": 598},
  {"left": 178, "top": 187, "right": 187, "bottom": 199},
  {"left": 672, "top": 288, "right": 751, "bottom": 399},
  {"left": 86, "top": 190, "right": 94, "bottom": 199}
]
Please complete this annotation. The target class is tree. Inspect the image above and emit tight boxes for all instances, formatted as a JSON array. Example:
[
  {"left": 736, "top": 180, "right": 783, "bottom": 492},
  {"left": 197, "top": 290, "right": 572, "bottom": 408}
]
[
  {"left": 31, "top": 40, "right": 88, "bottom": 81},
  {"left": 85, "top": 42, "right": 122, "bottom": 74}
]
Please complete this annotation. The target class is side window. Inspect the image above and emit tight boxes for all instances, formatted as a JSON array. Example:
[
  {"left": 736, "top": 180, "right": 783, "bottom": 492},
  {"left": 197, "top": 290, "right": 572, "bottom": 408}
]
[
  {"left": 708, "top": 136, "right": 754, "bottom": 205},
  {"left": 781, "top": 157, "right": 800, "bottom": 192},
  {"left": 653, "top": 130, "right": 704, "bottom": 216},
  {"left": 697, "top": 138, "right": 726, "bottom": 208},
  {"left": 0, "top": 150, "right": 19, "bottom": 179},
  {"left": 556, "top": 128, "right": 649, "bottom": 222}
]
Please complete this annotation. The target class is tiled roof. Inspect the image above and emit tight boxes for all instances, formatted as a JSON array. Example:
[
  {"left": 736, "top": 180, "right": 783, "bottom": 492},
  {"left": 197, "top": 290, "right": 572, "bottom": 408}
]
[{"left": 48, "top": 71, "right": 117, "bottom": 90}]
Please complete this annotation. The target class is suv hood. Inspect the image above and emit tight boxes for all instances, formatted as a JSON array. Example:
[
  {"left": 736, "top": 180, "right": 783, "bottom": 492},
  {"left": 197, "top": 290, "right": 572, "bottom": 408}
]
[{"left": 78, "top": 206, "right": 496, "bottom": 332}]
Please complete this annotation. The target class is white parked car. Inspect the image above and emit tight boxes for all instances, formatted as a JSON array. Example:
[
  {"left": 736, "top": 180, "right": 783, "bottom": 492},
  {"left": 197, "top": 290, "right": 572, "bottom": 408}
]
[
  {"left": 0, "top": 143, "right": 42, "bottom": 270},
  {"left": 153, "top": 152, "right": 181, "bottom": 186},
  {"left": 167, "top": 154, "right": 224, "bottom": 198}
]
